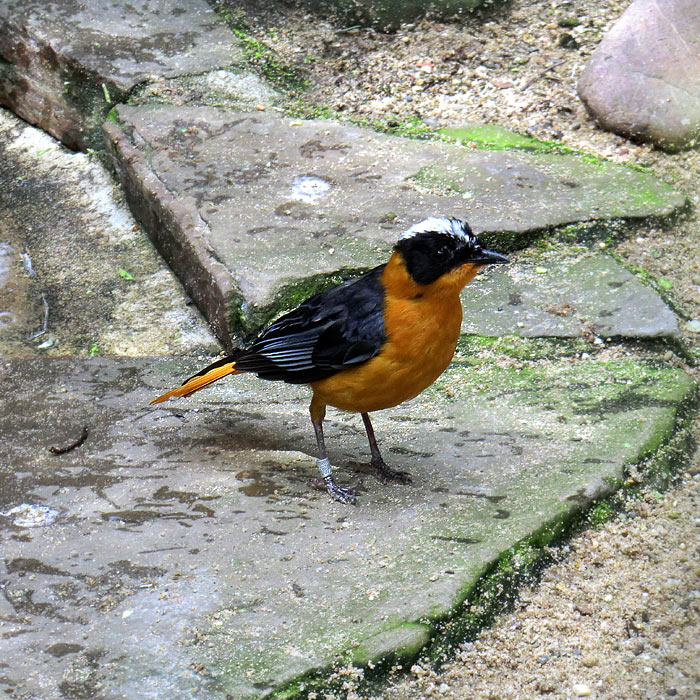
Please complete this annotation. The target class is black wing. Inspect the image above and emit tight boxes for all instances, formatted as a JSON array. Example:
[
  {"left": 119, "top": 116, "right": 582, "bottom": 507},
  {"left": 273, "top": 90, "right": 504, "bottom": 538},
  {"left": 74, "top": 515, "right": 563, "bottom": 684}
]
[{"left": 234, "top": 265, "right": 387, "bottom": 384}]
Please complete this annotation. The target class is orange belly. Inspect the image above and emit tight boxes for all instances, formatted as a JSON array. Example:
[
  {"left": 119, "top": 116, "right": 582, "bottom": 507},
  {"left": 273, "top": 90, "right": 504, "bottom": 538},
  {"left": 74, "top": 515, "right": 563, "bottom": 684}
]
[{"left": 311, "top": 292, "right": 463, "bottom": 413}]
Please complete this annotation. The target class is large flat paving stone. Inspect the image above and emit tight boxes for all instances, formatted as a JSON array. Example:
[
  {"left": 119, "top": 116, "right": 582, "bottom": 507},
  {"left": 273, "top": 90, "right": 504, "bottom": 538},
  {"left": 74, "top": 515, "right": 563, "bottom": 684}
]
[
  {"left": 103, "top": 105, "right": 686, "bottom": 346},
  {"left": 0, "top": 107, "right": 219, "bottom": 357},
  {"left": 0, "top": 0, "right": 242, "bottom": 150},
  {"left": 461, "top": 254, "right": 680, "bottom": 340},
  {"left": 0, "top": 356, "right": 695, "bottom": 699}
]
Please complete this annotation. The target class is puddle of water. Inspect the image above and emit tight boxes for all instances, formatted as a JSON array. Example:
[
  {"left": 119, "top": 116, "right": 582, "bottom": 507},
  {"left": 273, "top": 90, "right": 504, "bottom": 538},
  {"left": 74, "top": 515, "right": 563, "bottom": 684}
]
[
  {"left": 236, "top": 469, "right": 279, "bottom": 497},
  {"left": 6, "top": 557, "right": 68, "bottom": 575}
]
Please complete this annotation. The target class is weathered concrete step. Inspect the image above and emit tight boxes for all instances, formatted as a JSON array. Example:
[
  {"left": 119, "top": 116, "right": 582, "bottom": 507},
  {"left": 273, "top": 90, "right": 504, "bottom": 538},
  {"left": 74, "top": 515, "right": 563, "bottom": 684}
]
[
  {"left": 1, "top": 356, "right": 695, "bottom": 699},
  {"left": 0, "top": 107, "right": 219, "bottom": 358},
  {"left": 103, "top": 105, "right": 686, "bottom": 347},
  {"left": 0, "top": 0, "right": 243, "bottom": 150},
  {"left": 461, "top": 254, "right": 679, "bottom": 340}
]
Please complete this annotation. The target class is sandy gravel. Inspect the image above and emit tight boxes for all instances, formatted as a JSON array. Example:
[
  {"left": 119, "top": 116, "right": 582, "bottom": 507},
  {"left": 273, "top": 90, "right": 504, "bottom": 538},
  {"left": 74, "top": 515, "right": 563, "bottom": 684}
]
[{"left": 230, "top": 1, "right": 700, "bottom": 698}]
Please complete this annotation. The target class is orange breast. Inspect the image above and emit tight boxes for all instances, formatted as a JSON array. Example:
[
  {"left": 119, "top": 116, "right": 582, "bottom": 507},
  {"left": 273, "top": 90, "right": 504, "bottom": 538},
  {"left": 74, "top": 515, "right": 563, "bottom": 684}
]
[{"left": 310, "top": 253, "right": 479, "bottom": 414}]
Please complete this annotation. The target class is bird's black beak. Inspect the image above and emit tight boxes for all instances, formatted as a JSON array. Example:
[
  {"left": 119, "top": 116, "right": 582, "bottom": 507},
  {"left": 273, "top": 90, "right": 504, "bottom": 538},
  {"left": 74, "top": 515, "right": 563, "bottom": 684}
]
[{"left": 463, "top": 247, "right": 509, "bottom": 265}]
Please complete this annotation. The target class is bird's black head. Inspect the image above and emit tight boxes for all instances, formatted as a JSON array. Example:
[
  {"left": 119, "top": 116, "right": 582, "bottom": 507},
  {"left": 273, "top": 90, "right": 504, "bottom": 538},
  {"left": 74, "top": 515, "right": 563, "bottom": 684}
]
[{"left": 394, "top": 217, "right": 509, "bottom": 285}]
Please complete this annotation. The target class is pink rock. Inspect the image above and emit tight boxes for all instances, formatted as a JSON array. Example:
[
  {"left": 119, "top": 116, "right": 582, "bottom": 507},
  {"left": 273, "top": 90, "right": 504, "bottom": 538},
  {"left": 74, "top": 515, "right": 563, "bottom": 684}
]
[{"left": 577, "top": 0, "right": 700, "bottom": 151}]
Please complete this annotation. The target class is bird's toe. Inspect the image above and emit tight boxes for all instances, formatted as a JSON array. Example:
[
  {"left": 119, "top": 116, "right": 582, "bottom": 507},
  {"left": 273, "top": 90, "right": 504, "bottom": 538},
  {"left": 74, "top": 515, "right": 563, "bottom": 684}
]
[
  {"left": 322, "top": 476, "right": 357, "bottom": 504},
  {"left": 370, "top": 459, "right": 413, "bottom": 484}
]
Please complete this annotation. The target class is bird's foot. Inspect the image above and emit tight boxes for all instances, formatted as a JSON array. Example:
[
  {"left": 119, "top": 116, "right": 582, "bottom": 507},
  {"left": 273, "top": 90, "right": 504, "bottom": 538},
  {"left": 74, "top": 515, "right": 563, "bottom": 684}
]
[
  {"left": 370, "top": 458, "right": 412, "bottom": 484},
  {"left": 323, "top": 475, "right": 356, "bottom": 504}
]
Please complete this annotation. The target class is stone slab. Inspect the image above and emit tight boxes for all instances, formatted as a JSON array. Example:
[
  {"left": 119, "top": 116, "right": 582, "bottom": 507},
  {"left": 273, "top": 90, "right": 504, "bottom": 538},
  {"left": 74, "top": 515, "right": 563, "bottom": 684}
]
[
  {"left": 461, "top": 254, "right": 680, "bottom": 340},
  {"left": 103, "top": 105, "right": 687, "bottom": 345},
  {"left": 0, "top": 107, "right": 219, "bottom": 357},
  {"left": 0, "top": 356, "right": 695, "bottom": 699},
  {"left": 0, "top": 0, "right": 242, "bottom": 150},
  {"left": 577, "top": 0, "right": 700, "bottom": 151}
]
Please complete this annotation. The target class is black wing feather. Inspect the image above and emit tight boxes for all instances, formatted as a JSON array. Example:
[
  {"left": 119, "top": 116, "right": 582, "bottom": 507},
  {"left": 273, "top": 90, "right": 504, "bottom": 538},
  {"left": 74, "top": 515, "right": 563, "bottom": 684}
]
[{"left": 233, "top": 265, "right": 387, "bottom": 384}]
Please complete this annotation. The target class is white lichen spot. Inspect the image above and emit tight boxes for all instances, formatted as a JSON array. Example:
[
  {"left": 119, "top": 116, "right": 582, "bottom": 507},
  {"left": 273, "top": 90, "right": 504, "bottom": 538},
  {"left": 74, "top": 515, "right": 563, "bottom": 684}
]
[
  {"left": 290, "top": 176, "right": 331, "bottom": 203},
  {"left": 1, "top": 503, "right": 59, "bottom": 527}
]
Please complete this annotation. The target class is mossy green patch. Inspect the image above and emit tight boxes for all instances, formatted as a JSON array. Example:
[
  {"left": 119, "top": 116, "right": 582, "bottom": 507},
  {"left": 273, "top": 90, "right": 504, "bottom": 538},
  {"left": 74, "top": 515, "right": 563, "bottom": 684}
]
[
  {"left": 437, "top": 359, "right": 694, "bottom": 411},
  {"left": 440, "top": 124, "right": 559, "bottom": 153},
  {"left": 285, "top": 100, "right": 437, "bottom": 140},
  {"left": 235, "top": 32, "right": 307, "bottom": 91},
  {"left": 230, "top": 268, "right": 368, "bottom": 341},
  {"left": 105, "top": 107, "right": 121, "bottom": 125},
  {"left": 589, "top": 501, "right": 614, "bottom": 525},
  {"left": 456, "top": 334, "right": 594, "bottom": 363},
  {"left": 438, "top": 123, "right": 660, "bottom": 175},
  {"left": 624, "top": 177, "right": 686, "bottom": 211},
  {"left": 213, "top": 7, "right": 306, "bottom": 92},
  {"left": 350, "top": 622, "right": 431, "bottom": 667}
]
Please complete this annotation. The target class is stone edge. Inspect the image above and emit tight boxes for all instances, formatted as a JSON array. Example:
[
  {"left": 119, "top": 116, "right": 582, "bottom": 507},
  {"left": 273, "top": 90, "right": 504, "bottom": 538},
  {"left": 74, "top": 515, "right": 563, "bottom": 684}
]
[{"left": 103, "top": 119, "right": 234, "bottom": 350}]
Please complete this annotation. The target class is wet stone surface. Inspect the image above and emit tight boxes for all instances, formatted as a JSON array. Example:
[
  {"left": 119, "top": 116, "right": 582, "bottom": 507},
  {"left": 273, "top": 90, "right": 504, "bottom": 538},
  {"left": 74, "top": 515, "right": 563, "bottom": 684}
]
[
  {"left": 0, "top": 0, "right": 242, "bottom": 149},
  {"left": 0, "top": 108, "right": 218, "bottom": 358},
  {"left": 461, "top": 254, "right": 680, "bottom": 340},
  {"left": 104, "top": 105, "right": 686, "bottom": 344},
  {"left": 0, "top": 356, "right": 695, "bottom": 699}
]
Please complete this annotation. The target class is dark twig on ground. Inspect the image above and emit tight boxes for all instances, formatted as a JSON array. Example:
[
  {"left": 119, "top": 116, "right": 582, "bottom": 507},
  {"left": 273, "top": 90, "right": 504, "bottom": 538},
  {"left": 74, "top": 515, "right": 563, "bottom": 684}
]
[{"left": 49, "top": 425, "right": 89, "bottom": 455}]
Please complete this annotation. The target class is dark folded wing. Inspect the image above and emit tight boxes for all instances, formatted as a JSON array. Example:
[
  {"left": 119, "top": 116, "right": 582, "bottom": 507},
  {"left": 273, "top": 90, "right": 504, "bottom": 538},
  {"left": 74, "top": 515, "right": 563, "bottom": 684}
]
[{"left": 234, "top": 265, "right": 387, "bottom": 384}]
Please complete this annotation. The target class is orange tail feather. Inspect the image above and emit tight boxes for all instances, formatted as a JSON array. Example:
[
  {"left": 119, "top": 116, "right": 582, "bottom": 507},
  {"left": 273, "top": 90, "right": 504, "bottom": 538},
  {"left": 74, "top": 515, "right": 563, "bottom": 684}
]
[{"left": 150, "top": 360, "right": 241, "bottom": 404}]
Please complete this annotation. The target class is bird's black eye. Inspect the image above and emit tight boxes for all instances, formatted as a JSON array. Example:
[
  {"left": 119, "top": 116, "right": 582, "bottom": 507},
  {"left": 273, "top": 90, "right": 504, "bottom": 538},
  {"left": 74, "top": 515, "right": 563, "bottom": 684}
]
[{"left": 436, "top": 245, "right": 449, "bottom": 258}]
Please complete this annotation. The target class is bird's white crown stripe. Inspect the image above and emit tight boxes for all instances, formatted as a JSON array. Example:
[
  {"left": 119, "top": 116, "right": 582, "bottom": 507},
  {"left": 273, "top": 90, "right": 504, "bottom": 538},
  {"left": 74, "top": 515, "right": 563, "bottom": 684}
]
[{"left": 399, "top": 217, "right": 474, "bottom": 243}]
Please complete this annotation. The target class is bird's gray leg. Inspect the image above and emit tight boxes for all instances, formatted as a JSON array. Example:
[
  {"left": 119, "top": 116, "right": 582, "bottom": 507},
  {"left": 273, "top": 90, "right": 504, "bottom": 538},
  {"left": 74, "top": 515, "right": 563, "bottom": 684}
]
[
  {"left": 361, "top": 412, "right": 412, "bottom": 484},
  {"left": 310, "top": 397, "right": 355, "bottom": 504}
]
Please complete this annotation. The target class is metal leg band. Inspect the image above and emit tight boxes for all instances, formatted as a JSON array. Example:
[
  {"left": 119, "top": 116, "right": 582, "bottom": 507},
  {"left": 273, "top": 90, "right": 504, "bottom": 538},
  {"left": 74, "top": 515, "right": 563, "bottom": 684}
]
[{"left": 317, "top": 457, "right": 332, "bottom": 478}]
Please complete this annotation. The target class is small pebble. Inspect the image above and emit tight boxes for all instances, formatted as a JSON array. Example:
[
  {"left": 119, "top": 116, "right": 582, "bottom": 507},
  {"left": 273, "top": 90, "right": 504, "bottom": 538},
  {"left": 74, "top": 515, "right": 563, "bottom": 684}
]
[
  {"left": 581, "top": 654, "right": 598, "bottom": 667},
  {"left": 575, "top": 602, "right": 593, "bottom": 616},
  {"left": 573, "top": 683, "right": 592, "bottom": 696}
]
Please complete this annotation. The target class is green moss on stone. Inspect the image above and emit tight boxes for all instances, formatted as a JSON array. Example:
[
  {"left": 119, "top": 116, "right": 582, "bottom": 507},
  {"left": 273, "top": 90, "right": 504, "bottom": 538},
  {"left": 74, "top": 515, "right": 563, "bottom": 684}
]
[
  {"left": 230, "top": 268, "right": 367, "bottom": 341},
  {"left": 285, "top": 99, "right": 437, "bottom": 140},
  {"left": 214, "top": 7, "right": 306, "bottom": 92},
  {"left": 589, "top": 501, "right": 614, "bottom": 525},
  {"left": 440, "top": 124, "right": 559, "bottom": 153},
  {"left": 439, "top": 124, "right": 627, "bottom": 171},
  {"left": 105, "top": 107, "right": 121, "bottom": 125},
  {"left": 351, "top": 622, "right": 431, "bottom": 667},
  {"left": 456, "top": 334, "right": 595, "bottom": 363}
]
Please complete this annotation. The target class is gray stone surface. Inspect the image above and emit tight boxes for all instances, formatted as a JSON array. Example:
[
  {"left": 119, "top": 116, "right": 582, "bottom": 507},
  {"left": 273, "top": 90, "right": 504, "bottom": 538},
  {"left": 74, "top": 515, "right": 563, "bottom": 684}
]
[
  {"left": 461, "top": 255, "right": 680, "bottom": 340},
  {"left": 0, "top": 107, "right": 219, "bottom": 357},
  {"left": 0, "top": 12, "right": 695, "bottom": 697},
  {"left": 103, "top": 105, "right": 686, "bottom": 345},
  {"left": 0, "top": 356, "right": 694, "bottom": 699},
  {"left": 577, "top": 0, "right": 700, "bottom": 151},
  {"left": 0, "top": 0, "right": 242, "bottom": 150}
]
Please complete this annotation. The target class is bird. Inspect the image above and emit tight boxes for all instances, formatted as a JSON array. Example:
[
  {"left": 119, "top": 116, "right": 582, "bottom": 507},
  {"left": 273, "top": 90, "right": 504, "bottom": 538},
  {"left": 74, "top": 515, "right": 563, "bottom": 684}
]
[{"left": 151, "top": 217, "right": 508, "bottom": 503}]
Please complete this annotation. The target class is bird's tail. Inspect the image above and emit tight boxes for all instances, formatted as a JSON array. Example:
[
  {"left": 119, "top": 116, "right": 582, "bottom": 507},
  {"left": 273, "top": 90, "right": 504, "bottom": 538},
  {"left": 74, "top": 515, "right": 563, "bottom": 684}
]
[{"left": 150, "top": 355, "right": 242, "bottom": 404}]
